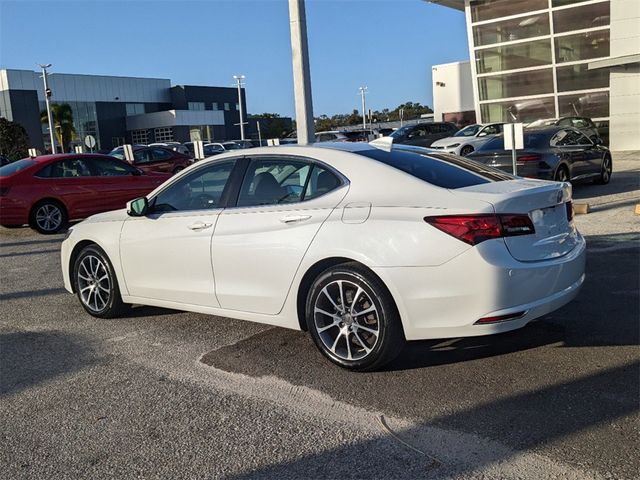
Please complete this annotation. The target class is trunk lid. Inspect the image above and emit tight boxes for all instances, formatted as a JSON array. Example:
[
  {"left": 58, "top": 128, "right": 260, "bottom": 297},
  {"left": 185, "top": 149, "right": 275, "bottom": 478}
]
[{"left": 453, "top": 179, "right": 577, "bottom": 262}]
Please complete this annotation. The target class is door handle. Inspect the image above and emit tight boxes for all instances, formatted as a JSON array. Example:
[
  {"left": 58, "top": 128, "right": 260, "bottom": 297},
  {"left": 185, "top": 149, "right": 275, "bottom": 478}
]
[
  {"left": 280, "top": 215, "right": 311, "bottom": 224},
  {"left": 187, "top": 221, "right": 213, "bottom": 231}
]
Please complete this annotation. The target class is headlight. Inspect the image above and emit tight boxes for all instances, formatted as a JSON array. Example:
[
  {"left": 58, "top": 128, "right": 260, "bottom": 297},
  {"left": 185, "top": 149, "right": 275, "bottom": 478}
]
[{"left": 448, "top": 143, "right": 460, "bottom": 148}]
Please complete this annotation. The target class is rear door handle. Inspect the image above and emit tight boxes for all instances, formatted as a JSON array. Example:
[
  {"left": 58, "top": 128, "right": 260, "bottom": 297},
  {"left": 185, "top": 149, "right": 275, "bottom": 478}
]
[
  {"left": 188, "top": 221, "right": 213, "bottom": 231},
  {"left": 280, "top": 215, "right": 311, "bottom": 224}
]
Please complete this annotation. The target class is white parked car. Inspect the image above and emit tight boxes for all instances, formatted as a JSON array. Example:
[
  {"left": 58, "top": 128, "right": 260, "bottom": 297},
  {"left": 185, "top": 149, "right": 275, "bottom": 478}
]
[
  {"left": 430, "top": 123, "right": 505, "bottom": 156},
  {"left": 61, "top": 141, "right": 585, "bottom": 371}
]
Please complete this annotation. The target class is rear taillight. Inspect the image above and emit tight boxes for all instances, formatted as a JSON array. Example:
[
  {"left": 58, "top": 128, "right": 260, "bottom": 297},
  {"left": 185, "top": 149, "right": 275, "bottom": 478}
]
[
  {"left": 0, "top": 186, "right": 10, "bottom": 196},
  {"left": 517, "top": 154, "right": 542, "bottom": 162},
  {"left": 566, "top": 201, "right": 573, "bottom": 221},
  {"left": 424, "top": 214, "right": 535, "bottom": 245}
]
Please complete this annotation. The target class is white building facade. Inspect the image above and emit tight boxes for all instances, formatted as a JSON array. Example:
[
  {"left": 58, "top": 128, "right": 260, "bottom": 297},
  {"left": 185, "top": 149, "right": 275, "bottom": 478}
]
[{"left": 429, "top": 0, "right": 640, "bottom": 150}]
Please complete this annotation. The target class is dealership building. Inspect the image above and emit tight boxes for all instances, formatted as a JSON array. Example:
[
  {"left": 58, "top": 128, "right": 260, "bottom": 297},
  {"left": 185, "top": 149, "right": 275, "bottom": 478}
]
[
  {"left": 430, "top": 0, "right": 640, "bottom": 150},
  {"left": 0, "top": 69, "right": 251, "bottom": 152}
]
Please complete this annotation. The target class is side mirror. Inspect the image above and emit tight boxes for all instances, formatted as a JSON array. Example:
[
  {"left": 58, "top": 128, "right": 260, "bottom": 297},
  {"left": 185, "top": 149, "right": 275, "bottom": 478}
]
[{"left": 126, "top": 197, "right": 149, "bottom": 217}]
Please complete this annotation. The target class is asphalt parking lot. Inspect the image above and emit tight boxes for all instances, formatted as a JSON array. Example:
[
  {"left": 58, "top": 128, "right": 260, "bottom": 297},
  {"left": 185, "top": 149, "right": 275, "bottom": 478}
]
[{"left": 1, "top": 157, "right": 638, "bottom": 479}]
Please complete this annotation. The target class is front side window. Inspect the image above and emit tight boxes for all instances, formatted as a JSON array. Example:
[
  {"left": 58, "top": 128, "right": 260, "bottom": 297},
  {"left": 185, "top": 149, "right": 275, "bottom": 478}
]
[
  {"left": 478, "top": 124, "right": 502, "bottom": 136},
  {"left": 152, "top": 161, "right": 235, "bottom": 212},
  {"left": 236, "top": 158, "right": 342, "bottom": 207},
  {"left": 133, "top": 149, "right": 151, "bottom": 165},
  {"left": 85, "top": 158, "right": 138, "bottom": 176},
  {"left": 151, "top": 148, "right": 173, "bottom": 162},
  {"left": 454, "top": 125, "right": 481, "bottom": 137}
]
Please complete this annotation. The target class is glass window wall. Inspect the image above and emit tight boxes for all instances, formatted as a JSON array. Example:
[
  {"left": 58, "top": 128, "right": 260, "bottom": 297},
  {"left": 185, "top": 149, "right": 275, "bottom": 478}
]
[
  {"left": 553, "top": 1, "right": 609, "bottom": 33},
  {"left": 481, "top": 96, "right": 556, "bottom": 123},
  {"left": 478, "top": 69, "right": 554, "bottom": 101},
  {"left": 555, "top": 30, "right": 609, "bottom": 63},
  {"left": 470, "top": 0, "right": 548, "bottom": 23},
  {"left": 558, "top": 91, "right": 609, "bottom": 118},
  {"left": 126, "top": 103, "right": 145, "bottom": 116},
  {"left": 476, "top": 39, "right": 552, "bottom": 74},
  {"left": 556, "top": 63, "right": 610, "bottom": 92},
  {"left": 473, "top": 13, "right": 549, "bottom": 46}
]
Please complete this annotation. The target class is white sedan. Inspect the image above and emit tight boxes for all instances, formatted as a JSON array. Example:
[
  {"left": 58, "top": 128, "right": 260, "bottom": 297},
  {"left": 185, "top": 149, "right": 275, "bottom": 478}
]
[
  {"left": 61, "top": 141, "right": 586, "bottom": 371},
  {"left": 430, "top": 123, "right": 505, "bottom": 156}
]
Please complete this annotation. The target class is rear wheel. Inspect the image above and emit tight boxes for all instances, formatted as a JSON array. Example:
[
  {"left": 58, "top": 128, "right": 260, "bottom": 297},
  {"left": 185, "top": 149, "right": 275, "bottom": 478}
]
[
  {"left": 29, "top": 200, "right": 67, "bottom": 234},
  {"left": 554, "top": 165, "right": 570, "bottom": 183},
  {"left": 460, "top": 145, "right": 474, "bottom": 156},
  {"left": 73, "top": 244, "right": 129, "bottom": 318},
  {"left": 306, "top": 263, "right": 405, "bottom": 371},
  {"left": 596, "top": 155, "right": 612, "bottom": 184}
]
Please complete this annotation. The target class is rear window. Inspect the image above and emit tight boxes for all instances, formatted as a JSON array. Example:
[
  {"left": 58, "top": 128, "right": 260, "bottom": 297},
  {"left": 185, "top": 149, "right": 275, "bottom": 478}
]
[
  {"left": 0, "top": 158, "right": 36, "bottom": 176},
  {"left": 354, "top": 146, "right": 513, "bottom": 189},
  {"left": 478, "top": 133, "right": 549, "bottom": 151}
]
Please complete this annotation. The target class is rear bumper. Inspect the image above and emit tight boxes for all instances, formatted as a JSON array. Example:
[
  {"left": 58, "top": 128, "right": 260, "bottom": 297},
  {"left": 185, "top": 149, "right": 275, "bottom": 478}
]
[
  {"left": 0, "top": 197, "right": 29, "bottom": 226},
  {"left": 484, "top": 160, "right": 555, "bottom": 180},
  {"left": 373, "top": 234, "right": 586, "bottom": 341}
]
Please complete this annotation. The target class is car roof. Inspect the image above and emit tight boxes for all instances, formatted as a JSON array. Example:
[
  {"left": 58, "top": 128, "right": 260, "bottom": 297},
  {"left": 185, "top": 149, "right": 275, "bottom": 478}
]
[{"left": 28, "top": 153, "right": 121, "bottom": 163}]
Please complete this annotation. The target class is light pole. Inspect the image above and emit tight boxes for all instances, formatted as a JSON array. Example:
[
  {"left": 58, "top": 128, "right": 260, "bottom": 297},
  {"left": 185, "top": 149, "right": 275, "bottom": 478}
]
[
  {"left": 233, "top": 75, "right": 246, "bottom": 140},
  {"left": 38, "top": 63, "right": 56, "bottom": 154},
  {"left": 288, "top": 0, "right": 314, "bottom": 145},
  {"left": 359, "top": 86, "right": 367, "bottom": 132}
]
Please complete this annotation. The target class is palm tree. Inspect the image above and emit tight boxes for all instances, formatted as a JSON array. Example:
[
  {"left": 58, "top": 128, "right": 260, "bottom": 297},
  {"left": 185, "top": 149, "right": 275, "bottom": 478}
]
[{"left": 41, "top": 103, "right": 76, "bottom": 152}]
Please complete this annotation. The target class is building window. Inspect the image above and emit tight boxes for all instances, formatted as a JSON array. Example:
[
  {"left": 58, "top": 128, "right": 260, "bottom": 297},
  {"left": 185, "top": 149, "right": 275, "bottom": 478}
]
[
  {"left": 188, "top": 102, "right": 205, "bottom": 111},
  {"left": 555, "top": 30, "right": 610, "bottom": 63},
  {"left": 480, "top": 96, "right": 556, "bottom": 123},
  {"left": 478, "top": 69, "right": 554, "bottom": 101},
  {"left": 224, "top": 103, "right": 230, "bottom": 111},
  {"left": 553, "top": 1, "right": 609, "bottom": 34},
  {"left": 131, "top": 129, "right": 149, "bottom": 144},
  {"left": 558, "top": 91, "right": 609, "bottom": 119},
  {"left": 556, "top": 64, "right": 610, "bottom": 92},
  {"left": 235, "top": 103, "right": 240, "bottom": 111},
  {"left": 470, "top": 0, "right": 548, "bottom": 23},
  {"left": 473, "top": 13, "right": 550, "bottom": 47},
  {"left": 126, "top": 103, "right": 145, "bottom": 116},
  {"left": 154, "top": 127, "right": 174, "bottom": 142},
  {"left": 212, "top": 102, "right": 219, "bottom": 110},
  {"left": 476, "top": 39, "right": 552, "bottom": 74},
  {"left": 112, "top": 137, "right": 125, "bottom": 148}
]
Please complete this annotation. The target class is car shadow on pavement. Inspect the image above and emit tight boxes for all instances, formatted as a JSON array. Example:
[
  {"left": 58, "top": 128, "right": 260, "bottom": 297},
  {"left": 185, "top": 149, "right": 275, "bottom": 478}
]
[
  {"left": 0, "top": 287, "right": 68, "bottom": 301},
  {"left": 572, "top": 169, "right": 640, "bottom": 199},
  {"left": 0, "top": 238, "right": 63, "bottom": 248},
  {"left": 0, "top": 330, "right": 96, "bottom": 397}
]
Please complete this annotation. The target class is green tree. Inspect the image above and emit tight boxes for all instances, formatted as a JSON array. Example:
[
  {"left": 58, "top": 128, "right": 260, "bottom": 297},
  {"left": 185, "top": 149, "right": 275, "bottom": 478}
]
[
  {"left": 0, "top": 117, "right": 29, "bottom": 160},
  {"left": 40, "top": 103, "right": 76, "bottom": 152}
]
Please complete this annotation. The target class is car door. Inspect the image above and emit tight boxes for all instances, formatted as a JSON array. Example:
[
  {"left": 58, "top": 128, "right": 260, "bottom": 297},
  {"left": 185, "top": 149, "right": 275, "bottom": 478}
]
[
  {"left": 119, "top": 159, "right": 237, "bottom": 306},
  {"left": 551, "top": 129, "right": 591, "bottom": 178},
  {"left": 149, "top": 148, "right": 175, "bottom": 173},
  {"left": 573, "top": 130, "right": 602, "bottom": 176},
  {"left": 211, "top": 155, "right": 347, "bottom": 314}
]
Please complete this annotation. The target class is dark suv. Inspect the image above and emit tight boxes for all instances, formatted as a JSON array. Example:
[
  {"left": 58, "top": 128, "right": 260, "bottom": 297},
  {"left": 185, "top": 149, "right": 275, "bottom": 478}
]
[{"left": 389, "top": 122, "right": 458, "bottom": 148}]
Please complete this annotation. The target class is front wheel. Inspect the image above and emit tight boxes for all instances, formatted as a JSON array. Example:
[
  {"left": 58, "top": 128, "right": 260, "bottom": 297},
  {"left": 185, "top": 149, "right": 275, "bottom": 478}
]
[
  {"left": 73, "top": 245, "right": 129, "bottom": 318},
  {"left": 596, "top": 156, "right": 612, "bottom": 184},
  {"left": 460, "top": 145, "right": 474, "bottom": 156},
  {"left": 306, "top": 263, "right": 405, "bottom": 371}
]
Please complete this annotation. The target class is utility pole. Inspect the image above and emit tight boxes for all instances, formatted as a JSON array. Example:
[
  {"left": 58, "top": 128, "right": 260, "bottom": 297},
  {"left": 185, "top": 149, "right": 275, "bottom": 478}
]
[
  {"left": 38, "top": 63, "right": 56, "bottom": 154},
  {"left": 257, "top": 121, "right": 262, "bottom": 146},
  {"left": 233, "top": 75, "right": 246, "bottom": 140},
  {"left": 288, "top": 0, "right": 314, "bottom": 145},
  {"left": 359, "top": 86, "right": 367, "bottom": 132},
  {"left": 400, "top": 108, "right": 404, "bottom": 127}
]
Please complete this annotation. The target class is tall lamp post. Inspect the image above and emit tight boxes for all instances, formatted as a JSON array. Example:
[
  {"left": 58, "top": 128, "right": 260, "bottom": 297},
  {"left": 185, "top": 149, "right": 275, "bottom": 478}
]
[
  {"left": 233, "top": 75, "right": 246, "bottom": 141},
  {"left": 359, "top": 86, "right": 368, "bottom": 132},
  {"left": 38, "top": 63, "right": 56, "bottom": 154}
]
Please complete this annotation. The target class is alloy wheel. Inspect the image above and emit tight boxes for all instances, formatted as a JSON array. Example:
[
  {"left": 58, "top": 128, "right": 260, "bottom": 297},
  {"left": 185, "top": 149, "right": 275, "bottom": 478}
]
[
  {"left": 602, "top": 157, "right": 611, "bottom": 183},
  {"left": 313, "top": 279, "right": 380, "bottom": 361},
  {"left": 77, "top": 254, "right": 111, "bottom": 313},
  {"left": 35, "top": 203, "right": 62, "bottom": 233}
]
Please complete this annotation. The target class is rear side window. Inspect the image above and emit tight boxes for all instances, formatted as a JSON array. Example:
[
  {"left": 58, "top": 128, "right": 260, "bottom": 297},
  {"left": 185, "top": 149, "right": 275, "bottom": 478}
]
[
  {"left": 355, "top": 147, "right": 513, "bottom": 189},
  {"left": 0, "top": 159, "right": 36, "bottom": 176},
  {"left": 478, "top": 133, "right": 549, "bottom": 151}
]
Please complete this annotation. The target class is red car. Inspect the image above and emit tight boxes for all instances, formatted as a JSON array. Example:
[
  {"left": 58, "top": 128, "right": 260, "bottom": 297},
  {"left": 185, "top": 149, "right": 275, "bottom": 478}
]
[
  {"left": 0, "top": 154, "right": 170, "bottom": 234},
  {"left": 109, "top": 145, "right": 193, "bottom": 174}
]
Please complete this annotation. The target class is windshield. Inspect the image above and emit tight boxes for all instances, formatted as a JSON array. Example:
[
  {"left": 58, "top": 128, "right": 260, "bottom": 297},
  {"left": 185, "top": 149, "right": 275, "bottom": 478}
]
[
  {"left": 0, "top": 158, "right": 36, "bottom": 176},
  {"left": 223, "top": 143, "right": 241, "bottom": 150},
  {"left": 453, "top": 125, "right": 481, "bottom": 137},
  {"left": 389, "top": 126, "right": 412, "bottom": 138}
]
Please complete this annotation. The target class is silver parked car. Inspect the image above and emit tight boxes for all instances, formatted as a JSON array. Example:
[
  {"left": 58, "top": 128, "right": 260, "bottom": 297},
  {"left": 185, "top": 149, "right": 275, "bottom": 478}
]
[{"left": 429, "top": 123, "right": 505, "bottom": 156}]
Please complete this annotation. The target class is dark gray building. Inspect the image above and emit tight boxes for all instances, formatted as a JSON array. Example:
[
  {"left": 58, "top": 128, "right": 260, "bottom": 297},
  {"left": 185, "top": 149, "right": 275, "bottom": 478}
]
[{"left": 0, "top": 69, "right": 249, "bottom": 152}]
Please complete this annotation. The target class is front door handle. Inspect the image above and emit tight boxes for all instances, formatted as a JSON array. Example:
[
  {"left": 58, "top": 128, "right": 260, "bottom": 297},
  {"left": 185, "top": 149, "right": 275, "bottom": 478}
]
[
  {"left": 188, "top": 221, "right": 213, "bottom": 231},
  {"left": 280, "top": 214, "right": 311, "bottom": 224}
]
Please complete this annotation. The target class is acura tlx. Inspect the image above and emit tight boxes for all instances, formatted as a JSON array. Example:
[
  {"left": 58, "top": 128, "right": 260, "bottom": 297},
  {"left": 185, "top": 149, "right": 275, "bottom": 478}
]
[{"left": 61, "top": 139, "right": 585, "bottom": 371}]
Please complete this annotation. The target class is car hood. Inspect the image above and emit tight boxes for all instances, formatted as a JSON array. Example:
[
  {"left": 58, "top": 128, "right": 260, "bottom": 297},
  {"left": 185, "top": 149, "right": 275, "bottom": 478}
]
[{"left": 82, "top": 208, "right": 129, "bottom": 224}]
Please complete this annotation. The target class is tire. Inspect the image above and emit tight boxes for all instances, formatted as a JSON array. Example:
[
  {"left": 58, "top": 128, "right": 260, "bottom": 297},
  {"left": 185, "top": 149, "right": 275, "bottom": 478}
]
[
  {"left": 29, "top": 200, "right": 67, "bottom": 234},
  {"left": 554, "top": 165, "right": 570, "bottom": 183},
  {"left": 306, "top": 262, "right": 405, "bottom": 371},
  {"left": 596, "top": 155, "right": 612, "bottom": 185},
  {"left": 73, "top": 244, "right": 129, "bottom": 318},
  {"left": 460, "top": 145, "right": 474, "bottom": 156}
]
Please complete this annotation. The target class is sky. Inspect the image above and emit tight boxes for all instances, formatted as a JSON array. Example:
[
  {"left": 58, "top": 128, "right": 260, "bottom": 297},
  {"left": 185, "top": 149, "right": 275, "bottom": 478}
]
[{"left": 0, "top": 0, "right": 469, "bottom": 118}]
